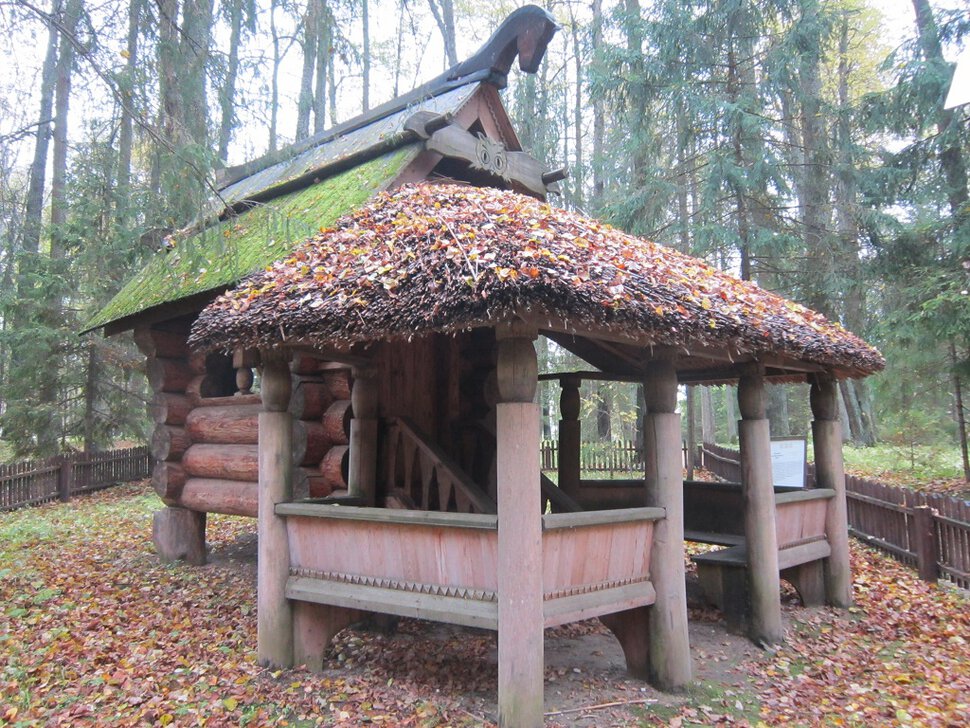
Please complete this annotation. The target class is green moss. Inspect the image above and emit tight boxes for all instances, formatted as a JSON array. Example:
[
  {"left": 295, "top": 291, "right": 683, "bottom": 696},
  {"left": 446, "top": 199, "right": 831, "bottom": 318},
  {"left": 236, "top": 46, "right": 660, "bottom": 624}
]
[{"left": 86, "top": 146, "right": 419, "bottom": 330}]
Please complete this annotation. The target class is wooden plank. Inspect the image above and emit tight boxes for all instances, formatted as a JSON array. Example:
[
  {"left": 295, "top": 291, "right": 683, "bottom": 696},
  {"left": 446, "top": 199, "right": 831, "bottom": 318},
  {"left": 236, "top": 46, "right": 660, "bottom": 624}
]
[
  {"left": 276, "top": 502, "right": 498, "bottom": 529},
  {"left": 543, "top": 581, "right": 657, "bottom": 628},
  {"left": 286, "top": 575, "right": 498, "bottom": 630},
  {"left": 775, "top": 488, "right": 835, "bottom": 504},
  {"left": 777, "top": 540, "right": 831, "bottom": 571},
  {"left": 541, "top": 507, "right": 664, "bottom": 530},
  {"left": 684, "top": 530, "right": 745, "bottom": 547}
]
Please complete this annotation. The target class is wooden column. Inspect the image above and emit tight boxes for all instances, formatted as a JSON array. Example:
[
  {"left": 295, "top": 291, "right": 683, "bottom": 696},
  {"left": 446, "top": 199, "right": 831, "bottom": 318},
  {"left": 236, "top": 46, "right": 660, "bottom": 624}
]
[
  {"left": 495, "top": 328, "right": 543, "bottom": 728},
  {"left": 258, "top": 352, "right": 294, "bottom": 669},
  {"left": 557, "top": 375, "right": 581, "bottom": 503},
  {"left": 738, "top": 365, "right": 784, "bottom": 645},
  {"left": 642, "top": 357, "right": 692, "bottom": 689},
  {"left": 810, "top": 374, "right": 853, "bottom": 606},
  {"left": 348, "top": 366, "right": 378, "bottom": 505}
]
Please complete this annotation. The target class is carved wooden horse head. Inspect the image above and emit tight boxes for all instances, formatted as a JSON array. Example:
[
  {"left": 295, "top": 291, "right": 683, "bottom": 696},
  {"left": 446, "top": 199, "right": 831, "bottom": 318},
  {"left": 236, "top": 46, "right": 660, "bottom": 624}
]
[{"left": 447, "top": 5, "right": 560, "bottom": 88}]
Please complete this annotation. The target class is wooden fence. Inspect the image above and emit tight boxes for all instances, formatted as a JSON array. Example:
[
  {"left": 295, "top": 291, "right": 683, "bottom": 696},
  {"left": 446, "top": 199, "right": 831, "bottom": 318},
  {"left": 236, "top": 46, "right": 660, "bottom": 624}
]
[
  {"left": 0, "top": 446, "right": 151, "bottom": 512},
  {"left": 540, "top": 440, "right": 646, "bottom": 473},
  {"left": 699, "top": 442, "right": 970, "bottom": 590}
]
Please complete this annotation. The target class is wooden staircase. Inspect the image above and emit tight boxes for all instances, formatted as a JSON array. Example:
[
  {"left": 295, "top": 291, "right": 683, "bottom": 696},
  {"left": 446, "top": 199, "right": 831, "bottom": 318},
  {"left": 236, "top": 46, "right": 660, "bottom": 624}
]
[{"left": 383, "top": 417, "right": 496, "bottom": 514}]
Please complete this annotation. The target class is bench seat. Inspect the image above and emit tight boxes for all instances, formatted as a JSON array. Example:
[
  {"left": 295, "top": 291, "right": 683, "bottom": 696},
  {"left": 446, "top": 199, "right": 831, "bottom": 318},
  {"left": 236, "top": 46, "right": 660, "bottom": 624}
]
[{"left": 691, "top": 538, "right": 831, "bottom": 632}]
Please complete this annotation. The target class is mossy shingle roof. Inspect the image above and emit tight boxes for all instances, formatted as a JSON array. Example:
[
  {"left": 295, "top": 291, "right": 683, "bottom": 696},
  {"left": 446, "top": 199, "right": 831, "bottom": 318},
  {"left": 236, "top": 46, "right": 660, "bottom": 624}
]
[{"left": 86, "top": 146, "right": 419, "bottom": 331}]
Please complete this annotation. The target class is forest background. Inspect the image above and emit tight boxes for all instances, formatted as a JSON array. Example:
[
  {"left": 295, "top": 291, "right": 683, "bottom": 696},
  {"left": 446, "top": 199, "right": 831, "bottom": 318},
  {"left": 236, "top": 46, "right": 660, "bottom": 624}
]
[{"left": 0, "top": 0, "right": 967, "bottom": 482}]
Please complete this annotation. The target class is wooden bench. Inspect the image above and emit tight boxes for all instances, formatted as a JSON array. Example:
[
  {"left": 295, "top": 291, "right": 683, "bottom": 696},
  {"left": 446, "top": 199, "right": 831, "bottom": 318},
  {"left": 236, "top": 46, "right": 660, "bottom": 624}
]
[{"left": 691, "top": 488, "right": 836, "bottom": 633}]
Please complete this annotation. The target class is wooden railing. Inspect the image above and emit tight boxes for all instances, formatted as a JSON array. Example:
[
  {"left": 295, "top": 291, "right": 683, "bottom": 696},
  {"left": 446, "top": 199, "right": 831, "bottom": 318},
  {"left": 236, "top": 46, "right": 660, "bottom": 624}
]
[
  {"left": 0, "top": 446, "right": 151, "bottom": 512},
  {"left": 384, "top": 417, "right": 496, "bottom": 514},
  {"left": 698, "top": 443, "right": 970, "bottom": 590},
  {"left": 278, "top": 502, "right": 664, "bottom": 630}
]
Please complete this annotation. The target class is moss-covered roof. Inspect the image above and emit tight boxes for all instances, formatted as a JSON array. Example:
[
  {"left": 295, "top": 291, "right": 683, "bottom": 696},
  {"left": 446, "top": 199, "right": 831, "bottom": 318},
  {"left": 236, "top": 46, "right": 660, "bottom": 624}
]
[
  {"left": 86, "top": 146, "right": 418, "bottom": 331},
  {"left": 190, "top": 184, "right": 884, "bottom": 377}
]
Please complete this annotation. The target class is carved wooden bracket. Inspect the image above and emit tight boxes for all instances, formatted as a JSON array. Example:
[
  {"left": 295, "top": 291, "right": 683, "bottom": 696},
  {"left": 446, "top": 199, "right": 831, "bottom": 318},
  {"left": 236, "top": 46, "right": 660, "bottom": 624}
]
[{"left": 424, "top": 121, "right": 561, "bottom": 198}]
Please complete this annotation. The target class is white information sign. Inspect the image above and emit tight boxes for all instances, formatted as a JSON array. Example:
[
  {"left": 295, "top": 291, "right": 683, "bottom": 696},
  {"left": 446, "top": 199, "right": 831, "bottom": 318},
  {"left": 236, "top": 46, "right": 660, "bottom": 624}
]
[{"left": 770, "top": 437, "right": 807, "bottom": 488}]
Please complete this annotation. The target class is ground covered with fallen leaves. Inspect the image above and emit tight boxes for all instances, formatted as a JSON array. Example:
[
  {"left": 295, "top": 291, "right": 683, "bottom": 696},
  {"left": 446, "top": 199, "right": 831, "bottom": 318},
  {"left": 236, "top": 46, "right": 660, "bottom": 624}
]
[{"left": 1, "top": 483, "right": 967, "bottom": 726}]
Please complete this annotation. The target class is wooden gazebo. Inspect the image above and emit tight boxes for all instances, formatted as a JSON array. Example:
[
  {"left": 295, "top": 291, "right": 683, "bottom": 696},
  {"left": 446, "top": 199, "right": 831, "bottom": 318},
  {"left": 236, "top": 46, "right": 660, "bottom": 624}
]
[{"left": 88, "top": 7, "right": 883, "bottom": 726}]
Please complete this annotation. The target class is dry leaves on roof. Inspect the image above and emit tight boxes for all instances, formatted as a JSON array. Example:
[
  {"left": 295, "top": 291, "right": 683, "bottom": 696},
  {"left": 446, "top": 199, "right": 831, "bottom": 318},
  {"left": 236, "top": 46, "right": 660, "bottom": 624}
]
[{"left": 190, "top": 184, "right": 884, "bottom": 375}]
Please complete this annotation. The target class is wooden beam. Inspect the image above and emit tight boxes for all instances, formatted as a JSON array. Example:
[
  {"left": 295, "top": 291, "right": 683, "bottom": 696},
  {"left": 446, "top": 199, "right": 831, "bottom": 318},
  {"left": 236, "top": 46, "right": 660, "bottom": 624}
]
[
  {"left": 258, "top": 352, "right": 294, "bottom": 669},
  {"left": 557, "top": 375, "right": 581, "bottom": 503},
  {"left": 642, "top": 357, "right": 692, "bottom": 689},
  {"left": 738, "top": 365, "right": 784, "bottom": 645},
  {"left": 495, "top": 331, "right": 543, "bottom": 727},
  {"left": 810, "top": 374, "right": 853, "bottom": 608},
  {"left": 283, "top": 343, "right": 372, "bottom": 368}
]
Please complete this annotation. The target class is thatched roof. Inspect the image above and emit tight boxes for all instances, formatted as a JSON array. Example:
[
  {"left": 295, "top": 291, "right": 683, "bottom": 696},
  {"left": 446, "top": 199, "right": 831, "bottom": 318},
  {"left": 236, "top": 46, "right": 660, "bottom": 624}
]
[{"left": 189, "top": 184, "right": 884, "bottom": 377}]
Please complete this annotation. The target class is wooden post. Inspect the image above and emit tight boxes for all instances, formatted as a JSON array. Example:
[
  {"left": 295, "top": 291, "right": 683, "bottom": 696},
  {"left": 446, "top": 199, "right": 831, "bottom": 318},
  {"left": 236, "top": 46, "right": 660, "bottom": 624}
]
[
  {"left": 153, "top": 506, "right": 206, "bottom": 565},
  {"left": 685, "top": 385, "right": 696, "bottom": 480},
  {"left": 348, "top": 366, "right": 378, "bottom": 505},
  {"left": 258, "top": 351, "right": 294, "bottom": 669},
  {"left": 738, "top": 365, "right": 784, "bottom": 645},
  {"left": 642, "top": 356, "right": 692, "bottom": 689},
  {"left": 558, "top": 375, "right": 581, "bottom": 503},
  {"left": 58, "top": 456, "right": 72, "bottom": 502},
  {"left": 495, "top": 327, "right": 543, "bottom": 728},
  {"left": 810, "top": 374, "right": 853, "bottom": 606},
  {"left": 913, "top": 505, "right": 939, "bottom": 583}
]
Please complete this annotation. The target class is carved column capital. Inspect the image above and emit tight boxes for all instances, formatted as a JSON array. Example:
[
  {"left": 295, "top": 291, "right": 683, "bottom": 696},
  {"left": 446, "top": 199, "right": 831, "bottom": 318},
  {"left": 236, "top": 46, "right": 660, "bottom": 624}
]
[
  {"left": 260, "top": 350, "right": 292, "bottom": 412},
  {"left": 810, "top": 373, "right": 839, "bottom": 421}
]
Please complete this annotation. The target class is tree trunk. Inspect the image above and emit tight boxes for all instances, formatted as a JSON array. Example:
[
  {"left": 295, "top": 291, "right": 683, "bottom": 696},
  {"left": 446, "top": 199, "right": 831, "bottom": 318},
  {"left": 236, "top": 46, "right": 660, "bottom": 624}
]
[
  {"left": 269, "top": 0, "right": 281, "bottom": 152},
  {"left": 426, "top": 0, "right": 457, "bottom": 67},
  {"left": 20, "top": 0, "right": 61, "bottom": 259},
  {"left": 361, "top": 0, "right": 370, "bottom": 112},
  {"left": 313, "top": 5, "right": 330, "bottom": 135},
  {"left": 217, "top": 0, "right": 244, "bottom": 162},
  {"left": 50, "top": 0, "right": 82, "bottom": 261},
  {"left": 950, "top": 341, "right": 970, "bottom": 482},
  {"left": 700, "top": 387, "right": 715, "bottom": 444},
  {"left": 568, "top": 4, "right": 583, "bottom": 209},
  {"left": 725, "top": 385, "right": 737, "bottom": 441},
  {"left": 296, "top": 1, "right": 318, "bottom": 142},
  {"left": 116, "top": 0, "right": 141, "bottom": 217},
  {"left": 912, "top": 0, "right": 969, "bottom": 218},
  {"left": 766, "top": 385, "right": 791, "bottom": 437},
  {"left": 596, "top": 383, "right": 612, "bottom": 441},
  {"left": 180, "top": 0, "right": 213, "bottom": 148},
  {"left": 591, "top": 0, "right": 604, "bottom": 208}
]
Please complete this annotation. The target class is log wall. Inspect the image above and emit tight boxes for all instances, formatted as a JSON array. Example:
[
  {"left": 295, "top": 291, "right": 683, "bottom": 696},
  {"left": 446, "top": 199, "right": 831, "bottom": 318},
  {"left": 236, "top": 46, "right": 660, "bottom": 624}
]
[{"left": 138, "top": 324, "right": 356, "bottom": 516}]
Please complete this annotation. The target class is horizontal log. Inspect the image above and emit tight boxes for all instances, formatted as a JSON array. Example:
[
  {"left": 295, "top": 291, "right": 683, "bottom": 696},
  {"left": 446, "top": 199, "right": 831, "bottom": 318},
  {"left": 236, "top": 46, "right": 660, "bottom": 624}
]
[
  {"left": 186, "top": 374, "right": 224, "bottom": 400},
  {"left": 185, "top": 404, "right": 261, "bottom": 444},
  {"left": 149, "top": 392, "right": 193, "bottom": 426},
  {"left": 292, "top": 352, "right": 324, "bottom": 375},
  {"left": 294, "top": 466, "right": 329, "bottom": 500},
  {"left": 188, "top": 351, "right": 209, "bottom": 375},
  {"left": 151, "top": 425, "right": 191, "bottom": 462},
  {"left": 323, "top": 369, "right": 352, "bottom": 400},
  {"left": 152, "top": 461, "right": 186, "bottom": 504},
  {"left": 290, "top": 378, "right": 334, "bottom": 420},
  {"left": 293, "top": 420, "right": 330, "bottom": 466},
  {"left": 322, "top": 400, "right": 352, "bottom": 445},
  {"left": 182, "top": 444, "right": 258, "bottom": 482},
  {"left": 148, "top": 357, "right": 193, "bottom": 394},
  {"left": 192, "top": 393, "right": 262, "bottom": 408},
  {"left": 320, "top": 445, "right": 349, "bottom": 491},
  {"left": 133, "top": 328, "right": 190, "bottom": 359},
  {"left": 178, "top": 478, "right": 257, "bottom": 517}
]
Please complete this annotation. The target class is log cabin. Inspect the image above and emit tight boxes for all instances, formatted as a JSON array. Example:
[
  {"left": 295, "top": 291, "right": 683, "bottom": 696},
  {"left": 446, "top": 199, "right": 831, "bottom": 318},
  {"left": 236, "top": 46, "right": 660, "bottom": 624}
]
[{"left": 86, "top": 7, "right": 884, "bottom": 725}]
